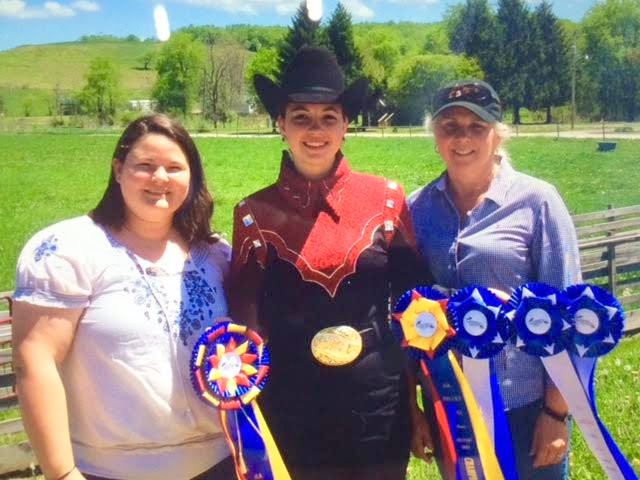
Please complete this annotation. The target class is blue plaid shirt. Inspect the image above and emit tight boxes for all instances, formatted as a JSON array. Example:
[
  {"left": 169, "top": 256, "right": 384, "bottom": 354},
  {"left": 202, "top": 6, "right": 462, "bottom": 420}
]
[{"left": 408, "top": 159, "right": 581, "bottom": 409}]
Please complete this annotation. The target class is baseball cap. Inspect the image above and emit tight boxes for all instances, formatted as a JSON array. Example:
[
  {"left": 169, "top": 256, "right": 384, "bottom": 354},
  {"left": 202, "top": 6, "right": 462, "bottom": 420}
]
[{"left": 432, "top": 80, "right": 502, "bottom": 122}]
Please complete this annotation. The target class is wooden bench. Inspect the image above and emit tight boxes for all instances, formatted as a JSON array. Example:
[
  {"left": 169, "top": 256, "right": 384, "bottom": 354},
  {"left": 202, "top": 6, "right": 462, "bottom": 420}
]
[
  {"left": 572, "top": 204, "right": 640, "bottom": 334},
  {"left": 0, "top": 205, "right": 640, "bottom": 475},
  {"left": 0, "top": 292, "right": 36, "bottom": 476}
]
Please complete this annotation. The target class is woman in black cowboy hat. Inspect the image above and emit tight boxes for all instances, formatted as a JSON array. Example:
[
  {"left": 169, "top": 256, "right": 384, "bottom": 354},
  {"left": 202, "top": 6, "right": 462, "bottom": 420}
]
[{"left": 229, "top": 46, "right": 429, "bottom": 479}]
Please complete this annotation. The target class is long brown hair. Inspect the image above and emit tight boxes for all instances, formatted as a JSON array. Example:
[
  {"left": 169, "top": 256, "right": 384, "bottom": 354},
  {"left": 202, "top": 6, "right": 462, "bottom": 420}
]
[{"left": 91, "top": 114, "right": 216, "bottom": 245}]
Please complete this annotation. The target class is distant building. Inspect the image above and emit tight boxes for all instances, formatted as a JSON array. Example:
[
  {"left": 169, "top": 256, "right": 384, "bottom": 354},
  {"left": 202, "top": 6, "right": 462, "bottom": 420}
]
[{"left": 128, "top": 99, "right": 157, "bottom": 112}]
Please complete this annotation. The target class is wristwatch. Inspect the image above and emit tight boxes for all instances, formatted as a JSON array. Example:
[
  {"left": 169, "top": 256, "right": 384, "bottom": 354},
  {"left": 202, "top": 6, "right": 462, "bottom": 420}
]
[{"left": 543, "top": 404, "right": 569, "bottom": 423}]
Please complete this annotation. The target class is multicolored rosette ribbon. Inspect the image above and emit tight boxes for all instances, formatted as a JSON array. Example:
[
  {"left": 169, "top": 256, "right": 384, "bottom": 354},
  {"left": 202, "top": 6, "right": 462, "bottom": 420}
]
[
  {"left": 190, "top": 321, "right": 291, "bottom": 480},
  {"left": 509, "top": 284, "right": 637, "bottom": 480},
  {"left": 448, "top": 287, "right": 518, "bottom": 480},
  {"left": 393, "top": 287, "right": 505, "bottom": 480}
]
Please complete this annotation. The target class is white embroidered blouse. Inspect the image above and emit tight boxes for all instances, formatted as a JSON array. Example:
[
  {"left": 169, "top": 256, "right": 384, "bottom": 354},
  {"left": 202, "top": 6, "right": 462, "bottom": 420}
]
[{"left": 14, "top": 216, "right": 230, "bottom": 480}]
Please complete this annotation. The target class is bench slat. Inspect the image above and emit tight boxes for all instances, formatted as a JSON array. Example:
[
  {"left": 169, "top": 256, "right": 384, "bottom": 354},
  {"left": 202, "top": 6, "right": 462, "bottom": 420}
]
[
  {"left": 0, "top": 418, "right": 24, "bottom": 436},
  {"left": 579, "top": 232, "right": 640, "bottom": 250},
  {"left": 576, "top": 218, "right": 640, "bottom": 237},
  {"left": 0, "top": 441, "right": 35, "bottom": 474},
  {"left": 572, "top": 204, "right": 640, "bottom": 223},
  {"left": 624, "top": 310, "right": 640, "bottom": 335}
]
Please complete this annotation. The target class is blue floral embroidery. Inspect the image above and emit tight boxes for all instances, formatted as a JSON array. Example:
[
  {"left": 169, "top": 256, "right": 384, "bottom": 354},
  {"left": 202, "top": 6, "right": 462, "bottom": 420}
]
[
  {"left": 123, "top": 279, "right": 170, "bottom": 333},
  {"left": 123, "top": 264, "right": 218, "bottom": 344},
  {"left": 34, "top": 234, "right": 58, "bottom": 262},
  {"left": 178, "top": 269, "right": 217, "bottom": 345}
]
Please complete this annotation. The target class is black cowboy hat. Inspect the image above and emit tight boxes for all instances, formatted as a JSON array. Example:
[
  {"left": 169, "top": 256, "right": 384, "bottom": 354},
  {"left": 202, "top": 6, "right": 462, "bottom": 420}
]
[{"left": 254, "top": 46, "right": 368, "bottom": 121}]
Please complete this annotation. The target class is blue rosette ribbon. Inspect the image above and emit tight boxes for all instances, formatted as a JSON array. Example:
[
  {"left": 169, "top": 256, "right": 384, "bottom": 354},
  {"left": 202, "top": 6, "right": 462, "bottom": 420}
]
[
  {"left": 509, "top": 283, "right": 637, "bottom": 480},
  {"left": 448, "top": 287, "right": 518, "bottom": 480},
  {"left": 506, "top": 282, "right": 573, "bottom": 357},
  {"left": 190, "top": 321, "right": 291, "bottom": 480},
  {"left": 392, "top": 287, "right": 505, "bottom": 480}
]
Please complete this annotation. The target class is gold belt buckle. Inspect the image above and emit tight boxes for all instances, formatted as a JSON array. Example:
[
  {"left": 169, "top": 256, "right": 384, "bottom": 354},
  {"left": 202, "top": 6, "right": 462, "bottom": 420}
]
[{"left": 310, "top": 325, "right": 364, "bottom": 367}]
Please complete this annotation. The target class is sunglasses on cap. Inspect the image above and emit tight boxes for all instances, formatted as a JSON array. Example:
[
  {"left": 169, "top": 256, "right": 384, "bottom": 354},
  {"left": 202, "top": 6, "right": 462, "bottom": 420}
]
[{"left": 432, "top": 80, "right": 502, "bottom": 122}]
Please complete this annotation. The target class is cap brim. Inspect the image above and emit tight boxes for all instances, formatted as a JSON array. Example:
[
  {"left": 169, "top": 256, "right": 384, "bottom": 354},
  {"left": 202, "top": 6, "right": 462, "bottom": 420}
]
[{"left": 433, "top": 101, "right": 499, "bottom": 123}]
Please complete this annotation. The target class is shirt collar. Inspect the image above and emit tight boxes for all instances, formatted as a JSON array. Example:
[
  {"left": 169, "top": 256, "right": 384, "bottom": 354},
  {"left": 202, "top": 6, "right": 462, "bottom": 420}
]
[
  {"left": 436, "top": 156, "right": 514, "bottom": 207},
  {"left": 276, "top": 150, "right": 351, "bottom": 217}
]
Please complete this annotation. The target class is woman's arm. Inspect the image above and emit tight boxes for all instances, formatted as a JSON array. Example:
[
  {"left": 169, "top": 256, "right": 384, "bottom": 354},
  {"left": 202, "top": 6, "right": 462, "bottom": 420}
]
[
  {"left": 529, "top": 188, "right": 576, "bottom": 466},
  {"left": 12, "top": 302, "right": 86, "bottom": 480}
]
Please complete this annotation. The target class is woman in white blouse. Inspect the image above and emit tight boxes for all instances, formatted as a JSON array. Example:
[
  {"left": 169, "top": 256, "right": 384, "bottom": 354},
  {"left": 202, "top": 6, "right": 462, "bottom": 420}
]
[{"left": 12, "top": 115, "right": 232, "bottom": 480}]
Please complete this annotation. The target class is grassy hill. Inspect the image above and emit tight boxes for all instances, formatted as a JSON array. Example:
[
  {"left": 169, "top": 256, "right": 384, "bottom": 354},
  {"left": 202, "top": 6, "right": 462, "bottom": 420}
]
[
  {"left": 0, "top": 39, "right": 160, "bottom": 116},
  {"left": 0, "top": 22, "right": 443, "bottom": 117}
]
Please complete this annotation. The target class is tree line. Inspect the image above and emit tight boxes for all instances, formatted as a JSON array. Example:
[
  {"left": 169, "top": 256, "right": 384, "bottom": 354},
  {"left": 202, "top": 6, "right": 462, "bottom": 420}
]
[{"left": 75, "top": 0, "right": 640, "bottom": 125}]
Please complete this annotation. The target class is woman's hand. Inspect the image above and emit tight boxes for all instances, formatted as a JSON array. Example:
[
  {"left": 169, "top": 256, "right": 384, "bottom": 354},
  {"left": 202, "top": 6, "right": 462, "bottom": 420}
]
[
  {"left": 530, "top": 410, "right": 568, "bottom": 467},
  {"left": 410, "top": 407, "right": 434, "bottom": 463}
]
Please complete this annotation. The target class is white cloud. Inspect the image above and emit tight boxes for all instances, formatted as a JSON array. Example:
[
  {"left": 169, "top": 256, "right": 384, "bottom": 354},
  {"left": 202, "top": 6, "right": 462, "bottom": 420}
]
[
  {"left": 44, "top": 1, "right": 74, "bottom": 16},
  {"left": 387, "top": 0, "right": 438, "bottom": 5},
  {"left": 0, "top": 0, "right": 100, "bottom": 18},
  {"left": 71, "top": 0, "right": 99, "bottom": 12},
  {"left": 172, "top": 0, "right": 378, "bottom": 19},
  {"left": 343, "top": 0, "right": 374, "bottom": 19},
  {"left": 174, "top": 0, "right": 309, "bottom": 16}
]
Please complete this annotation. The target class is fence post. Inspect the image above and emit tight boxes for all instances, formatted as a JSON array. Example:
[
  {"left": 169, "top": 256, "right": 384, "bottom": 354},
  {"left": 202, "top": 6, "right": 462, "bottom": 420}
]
[{"left": 606, "top": 204, "right": 617, "bottom": 294}]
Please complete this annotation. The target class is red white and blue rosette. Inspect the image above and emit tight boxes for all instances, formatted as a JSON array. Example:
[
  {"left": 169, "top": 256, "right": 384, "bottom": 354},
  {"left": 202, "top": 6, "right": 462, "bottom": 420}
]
[
  {"left": 508, "top": 284, "right": 637, "bottom": 480},
  {"left": 190, "top": 321, "right": 291, "bottom": 480}
]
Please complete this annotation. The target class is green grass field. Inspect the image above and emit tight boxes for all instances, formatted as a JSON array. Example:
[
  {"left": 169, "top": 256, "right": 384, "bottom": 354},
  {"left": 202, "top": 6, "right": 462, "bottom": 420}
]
[
  {"left": 0, "top": 134, "right": 639, "bottom": 478},
  {"left": 2, "top": 134, "right": 640, "bottom": 291}
]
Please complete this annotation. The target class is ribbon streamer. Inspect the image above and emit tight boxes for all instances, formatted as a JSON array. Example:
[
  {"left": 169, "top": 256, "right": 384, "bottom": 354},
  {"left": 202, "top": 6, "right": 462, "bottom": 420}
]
[
  {"left": 510, "top": 283, "right": 637, "bottom": 480},
  {"left": 449, "top": 286, "right": 518, "bottom": 480},
  {"left": 393, "top": 287, "right": 504, "bottom": 480},
  {"left": 190, "top": 321, "right": 291, "bottom": 480}
]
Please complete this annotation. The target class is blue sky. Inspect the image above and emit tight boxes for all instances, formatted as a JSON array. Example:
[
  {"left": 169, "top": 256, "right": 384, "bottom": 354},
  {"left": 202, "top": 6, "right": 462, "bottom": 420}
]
[{"left": 0, "top": 0, "right": 596, "bottom": 52}]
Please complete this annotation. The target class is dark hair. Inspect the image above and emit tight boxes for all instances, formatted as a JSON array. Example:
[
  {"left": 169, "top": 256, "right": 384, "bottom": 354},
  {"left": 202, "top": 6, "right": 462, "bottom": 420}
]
[{"left": 91, "top": 114, "right": 216, "bottom": 245}]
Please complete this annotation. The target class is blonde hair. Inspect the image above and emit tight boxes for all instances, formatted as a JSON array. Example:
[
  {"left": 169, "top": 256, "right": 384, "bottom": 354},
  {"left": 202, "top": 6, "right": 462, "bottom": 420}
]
[{"left": 425, "top": 113, "right": 511, "bottom": 157}]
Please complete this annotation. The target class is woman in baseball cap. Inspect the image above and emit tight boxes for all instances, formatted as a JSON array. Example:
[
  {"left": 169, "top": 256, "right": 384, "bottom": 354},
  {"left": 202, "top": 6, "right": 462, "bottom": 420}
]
[{"left": 408, "top": 79, "right": 580, "bottom": 480}]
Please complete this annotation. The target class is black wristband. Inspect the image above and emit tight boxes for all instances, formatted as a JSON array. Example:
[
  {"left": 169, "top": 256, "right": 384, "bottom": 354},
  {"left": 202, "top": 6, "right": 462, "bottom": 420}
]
[
  {"left": 543, "top": 404, "right": 568, "bottom": 423},
  {"left": 52, "top": 466, "right": 76, "bottom": 480}
]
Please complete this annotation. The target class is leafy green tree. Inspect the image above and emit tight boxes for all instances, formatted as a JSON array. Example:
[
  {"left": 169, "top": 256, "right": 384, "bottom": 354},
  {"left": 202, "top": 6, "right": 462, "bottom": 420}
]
[
  {"left": 201, "top": 41, "right": 247, "bottom": 127},
  {"left": 278, "top": 2, "right": 321, "bottom": 75},
  {"left": 389, "top": 54, "right": 483, "bottom": 124},
  {"left": 152, "top": 32, "right": 203, "bottom": 116},
  {"left": 496, "top": 0, "right": 532, "bottom": 123},
  {"left": 357, "top": 30, "right": 402, "bottom": 125},
  {"left": 78, "top": 57, "right": 121, "bottom": 124},
  {"left": 582, "top": 0, "right": 640, "bottom": 120},
  {"left": 448, "top": 0, "right": 500, "bottom": 82},
  {"left": 140, "top": 51, "right": 156, "bottom": 70},
  {"left": 528, "top": 1, "right": 571, "bottom": 123},
  {"left": 324, "top": 3, "right": 363, "bottom": 83},
  {"left": 245, "top": 47, "right": 280, "bottom": 109},
  {"left": 423, "top": 24, "right": 450, "bottom": 54}
]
